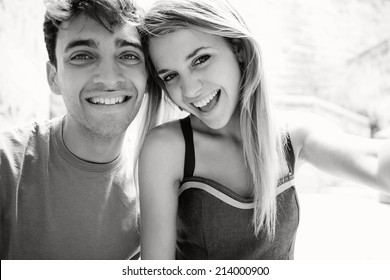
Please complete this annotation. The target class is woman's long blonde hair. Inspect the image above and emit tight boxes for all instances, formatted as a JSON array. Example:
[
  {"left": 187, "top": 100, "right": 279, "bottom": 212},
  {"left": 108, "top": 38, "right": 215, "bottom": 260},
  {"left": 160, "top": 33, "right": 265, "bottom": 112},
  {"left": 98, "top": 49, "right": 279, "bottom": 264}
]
[{"left": 141, "top": 0, "right": 287, "bottom": 238}]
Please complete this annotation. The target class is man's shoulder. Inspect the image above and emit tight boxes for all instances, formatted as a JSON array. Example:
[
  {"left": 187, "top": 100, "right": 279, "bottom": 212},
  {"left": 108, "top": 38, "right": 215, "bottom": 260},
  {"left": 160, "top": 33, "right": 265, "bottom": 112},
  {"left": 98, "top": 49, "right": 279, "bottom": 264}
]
[
  {"left": 0, "top": 117, "right": 62, "bottom": 143},
  {"left": 0, "top": 117, "right": 63, "bottom": 164}
]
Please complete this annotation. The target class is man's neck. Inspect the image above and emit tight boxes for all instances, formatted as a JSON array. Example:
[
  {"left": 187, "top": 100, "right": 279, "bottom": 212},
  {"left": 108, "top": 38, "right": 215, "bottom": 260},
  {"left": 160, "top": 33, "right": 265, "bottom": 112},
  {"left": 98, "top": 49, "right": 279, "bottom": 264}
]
[{"left": 62, "top": 117, "right": 126, "bottom": 163}]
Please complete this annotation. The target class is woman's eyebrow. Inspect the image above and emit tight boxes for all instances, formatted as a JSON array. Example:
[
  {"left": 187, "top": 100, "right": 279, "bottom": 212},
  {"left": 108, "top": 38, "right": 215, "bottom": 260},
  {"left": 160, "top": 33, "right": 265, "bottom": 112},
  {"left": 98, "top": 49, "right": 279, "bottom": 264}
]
[
  {"left": 185, "top": 46, "right": 210, "bottom": 61},
  {"left": 157, "top": 68, "right": 169, "bottom": 75},
  {"left": 156, "top": 46, "right": 212, "bottom": 75}
]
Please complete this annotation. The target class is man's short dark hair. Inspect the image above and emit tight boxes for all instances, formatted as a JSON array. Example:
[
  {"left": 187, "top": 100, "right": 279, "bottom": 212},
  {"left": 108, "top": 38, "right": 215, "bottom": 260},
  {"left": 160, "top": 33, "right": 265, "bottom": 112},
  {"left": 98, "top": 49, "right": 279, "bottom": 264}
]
[{"left": 43, "top": 0, "right": 144, "bottom": 67}]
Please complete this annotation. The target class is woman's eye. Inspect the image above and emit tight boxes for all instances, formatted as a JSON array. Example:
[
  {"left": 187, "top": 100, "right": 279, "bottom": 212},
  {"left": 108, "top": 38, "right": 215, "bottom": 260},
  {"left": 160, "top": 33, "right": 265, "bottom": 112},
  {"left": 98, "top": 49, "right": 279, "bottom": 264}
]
[
  {"left": 162, "top": 73, "right": 177, "bottom": 82},
  {"left": 193, "top": 55, "right": 210, "bottom": 66}
]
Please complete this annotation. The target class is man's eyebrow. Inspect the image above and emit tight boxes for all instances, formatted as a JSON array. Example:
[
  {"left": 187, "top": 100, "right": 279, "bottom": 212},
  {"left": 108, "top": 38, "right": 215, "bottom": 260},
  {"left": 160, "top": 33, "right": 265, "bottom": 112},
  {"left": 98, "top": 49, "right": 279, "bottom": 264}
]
[
  {"left": 157, "top": 46, "right": 211, "bottom": 75},
  {"left": 115, "top": 38, "right": 143, "bottom": 51},
  {"left": 64, "top": 39, "right": 97, "bottom": 52}
]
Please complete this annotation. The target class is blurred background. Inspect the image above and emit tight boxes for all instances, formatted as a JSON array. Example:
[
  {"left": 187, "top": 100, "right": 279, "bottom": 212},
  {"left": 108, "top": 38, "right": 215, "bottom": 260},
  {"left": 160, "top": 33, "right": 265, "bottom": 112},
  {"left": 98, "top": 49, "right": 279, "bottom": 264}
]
[{"left": 0, "top": 0, "right": 389, "bottom": 259}]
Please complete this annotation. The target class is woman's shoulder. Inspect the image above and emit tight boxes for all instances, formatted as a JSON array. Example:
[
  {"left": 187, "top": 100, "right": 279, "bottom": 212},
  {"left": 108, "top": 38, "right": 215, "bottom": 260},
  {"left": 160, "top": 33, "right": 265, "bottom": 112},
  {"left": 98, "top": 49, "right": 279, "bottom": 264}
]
[
  {"left": 143, "top": 119, "right": 184, "bottom": 149},
  {"left": 140, "top": 119, "right": 186, "bottom": 165},
  {"left": 139, "top": 119, "right": 186, "bottom": 182},
  {"left": 279, "top": 110, "right": 323, "bottom": 159},
  {"left": 279, "top": 110, "right": 342, "bottom": 163}
]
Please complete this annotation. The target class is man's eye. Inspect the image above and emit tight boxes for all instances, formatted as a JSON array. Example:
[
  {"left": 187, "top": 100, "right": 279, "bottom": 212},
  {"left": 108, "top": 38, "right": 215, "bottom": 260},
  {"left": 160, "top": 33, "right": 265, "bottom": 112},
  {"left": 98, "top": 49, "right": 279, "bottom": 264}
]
[
  {"left": 193, "top": 55, "right": 210, "bottom": 66},
  {"left": 119, "top": 53, "right": 142, "bottom": 65},
  {"left": 68, "top": 53, "right": 95, "bottom": 66},
  {"left": 71, "top": 54, "right": 93, "bottom": 60},
  {"left": 120, "top": 54, "right": 138, "bottom": 60},
  {"left": 162, "top": 73, "right": 177, "bottom": 82}
]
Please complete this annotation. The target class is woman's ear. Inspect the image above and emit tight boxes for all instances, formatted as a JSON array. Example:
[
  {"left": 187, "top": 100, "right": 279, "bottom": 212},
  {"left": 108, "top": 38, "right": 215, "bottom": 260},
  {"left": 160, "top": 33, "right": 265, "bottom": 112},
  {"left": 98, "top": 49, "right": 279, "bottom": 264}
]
[
  {"left": 231, "top": 39, "right": 245, "bottom": 63},
  {"left": 46, "top": 61, "right": 61, "bottom": 95}
]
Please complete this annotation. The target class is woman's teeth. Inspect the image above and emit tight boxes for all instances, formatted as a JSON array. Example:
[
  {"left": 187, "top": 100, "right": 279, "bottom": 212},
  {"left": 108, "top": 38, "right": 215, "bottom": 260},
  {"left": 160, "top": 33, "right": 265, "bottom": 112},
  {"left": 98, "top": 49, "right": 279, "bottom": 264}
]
[
  {"left": 192, "top": 90, "right": 219, "bottom": 108},
  {"left": 88, "top": 96, "right": 127, "bottom": 105}
]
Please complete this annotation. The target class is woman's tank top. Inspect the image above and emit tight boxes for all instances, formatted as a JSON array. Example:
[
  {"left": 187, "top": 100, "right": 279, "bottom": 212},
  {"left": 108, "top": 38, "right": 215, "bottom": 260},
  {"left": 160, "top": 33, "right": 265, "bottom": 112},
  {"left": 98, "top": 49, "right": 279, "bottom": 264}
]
[{"left": 176, "top": 116, "right": 299, "bottom": 259}]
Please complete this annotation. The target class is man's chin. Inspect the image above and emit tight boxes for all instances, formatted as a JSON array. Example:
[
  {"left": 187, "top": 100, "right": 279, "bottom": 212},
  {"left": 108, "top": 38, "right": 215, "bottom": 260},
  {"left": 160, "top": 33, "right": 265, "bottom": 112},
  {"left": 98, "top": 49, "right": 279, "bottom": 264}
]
[{"left": 83, "top": 119, "right": 131, "bottom": 141}]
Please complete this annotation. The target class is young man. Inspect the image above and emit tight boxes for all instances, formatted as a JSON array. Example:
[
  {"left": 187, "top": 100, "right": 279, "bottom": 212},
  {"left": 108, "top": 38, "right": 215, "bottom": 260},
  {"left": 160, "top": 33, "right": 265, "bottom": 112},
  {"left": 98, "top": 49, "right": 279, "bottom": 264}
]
[{"left": 0, "top": 0, "right": 148, "bottom": 259}]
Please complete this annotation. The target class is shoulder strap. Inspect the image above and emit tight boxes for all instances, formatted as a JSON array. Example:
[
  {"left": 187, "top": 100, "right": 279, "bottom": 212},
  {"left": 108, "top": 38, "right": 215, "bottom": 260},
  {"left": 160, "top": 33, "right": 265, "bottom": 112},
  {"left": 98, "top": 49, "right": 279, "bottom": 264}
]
[
  {"left": 179, "top": 116, "right": 195, "bottom": 178},
  {"left": 285, "top": 133, "right": 295, "bottom": 174}
]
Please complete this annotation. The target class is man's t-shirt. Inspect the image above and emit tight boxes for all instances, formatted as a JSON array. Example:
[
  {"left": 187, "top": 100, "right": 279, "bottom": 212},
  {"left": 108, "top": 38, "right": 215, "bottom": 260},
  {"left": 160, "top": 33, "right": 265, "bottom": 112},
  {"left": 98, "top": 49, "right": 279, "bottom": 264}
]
[{"left": 0, "top": 117, "right": 139, "bottom": 259}]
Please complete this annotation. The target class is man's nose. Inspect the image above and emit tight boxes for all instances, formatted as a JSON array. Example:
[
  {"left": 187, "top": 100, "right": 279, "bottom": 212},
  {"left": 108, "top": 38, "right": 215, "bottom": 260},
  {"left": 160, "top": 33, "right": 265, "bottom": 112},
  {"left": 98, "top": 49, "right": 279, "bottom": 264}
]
[{"left": 92, "top": 59, "right": 125, "bottom": 88}]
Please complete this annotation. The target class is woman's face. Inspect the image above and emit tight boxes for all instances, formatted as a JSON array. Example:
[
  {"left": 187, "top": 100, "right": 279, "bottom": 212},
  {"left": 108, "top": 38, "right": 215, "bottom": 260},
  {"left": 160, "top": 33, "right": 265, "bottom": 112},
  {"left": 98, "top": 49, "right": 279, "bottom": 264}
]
[{"left": 149, "top": 28, "right": 242, "bottom": 129}]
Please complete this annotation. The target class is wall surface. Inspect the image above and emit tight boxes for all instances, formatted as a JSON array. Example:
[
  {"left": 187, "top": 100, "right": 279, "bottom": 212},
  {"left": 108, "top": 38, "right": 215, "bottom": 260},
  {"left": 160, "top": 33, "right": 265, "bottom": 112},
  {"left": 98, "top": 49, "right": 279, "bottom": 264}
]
[
  {"left": 0, "top": 0, "right": 50, "bottom": 129},
  {"left": 233, "top": 0, "right": 390, "bottom": 102}
]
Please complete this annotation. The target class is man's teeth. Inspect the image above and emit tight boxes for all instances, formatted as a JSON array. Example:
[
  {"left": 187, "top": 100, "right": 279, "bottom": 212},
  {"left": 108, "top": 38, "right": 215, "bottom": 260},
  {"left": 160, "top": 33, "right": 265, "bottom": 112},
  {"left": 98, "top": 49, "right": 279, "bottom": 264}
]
[
  {"left": 192, "top": 90, "right": 219, "bottom": 108},
  {"left": 89, "top": 96, "right": 126, "bottom": 105}
]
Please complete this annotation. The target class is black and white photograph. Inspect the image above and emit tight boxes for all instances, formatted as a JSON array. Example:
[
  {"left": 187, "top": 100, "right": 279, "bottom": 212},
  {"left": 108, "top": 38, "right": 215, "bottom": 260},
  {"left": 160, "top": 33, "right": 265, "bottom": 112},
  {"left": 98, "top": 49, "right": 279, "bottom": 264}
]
[{"left": 1, "top": 0, "right": 390, "bottom": 278}]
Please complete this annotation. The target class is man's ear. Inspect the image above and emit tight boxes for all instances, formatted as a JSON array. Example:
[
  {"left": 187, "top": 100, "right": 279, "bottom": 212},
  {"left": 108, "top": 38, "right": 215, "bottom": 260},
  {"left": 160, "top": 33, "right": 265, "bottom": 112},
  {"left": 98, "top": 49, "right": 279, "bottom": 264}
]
[
  {"left": 46, "top": 61, "right": 61, "bottom": 95},
  {"left": 231, "top": 39, "right": 245, "bottom": 64}
]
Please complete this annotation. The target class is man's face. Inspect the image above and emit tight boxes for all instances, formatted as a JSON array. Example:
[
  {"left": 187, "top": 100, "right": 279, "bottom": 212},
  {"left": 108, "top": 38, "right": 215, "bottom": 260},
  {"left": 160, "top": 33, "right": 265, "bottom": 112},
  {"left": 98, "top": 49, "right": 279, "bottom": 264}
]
[{"left": 48, "top": 14, "right": 147, "bottom": 139}]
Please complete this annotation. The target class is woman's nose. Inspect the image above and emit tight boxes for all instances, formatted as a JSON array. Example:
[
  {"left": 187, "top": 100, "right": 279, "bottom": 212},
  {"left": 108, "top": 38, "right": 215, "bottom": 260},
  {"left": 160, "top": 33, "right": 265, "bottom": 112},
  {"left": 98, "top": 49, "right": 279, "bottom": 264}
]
[{"left": 181, "top": 75, "right": 203, "bottom": 98}]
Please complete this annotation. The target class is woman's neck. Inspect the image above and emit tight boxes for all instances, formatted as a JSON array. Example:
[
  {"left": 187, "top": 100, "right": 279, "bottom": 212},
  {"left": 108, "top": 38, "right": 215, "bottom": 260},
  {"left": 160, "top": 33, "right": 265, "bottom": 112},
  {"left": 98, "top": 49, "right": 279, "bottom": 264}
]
[{"left": 190, "top": 106, "right": 242, "bottom": 142}]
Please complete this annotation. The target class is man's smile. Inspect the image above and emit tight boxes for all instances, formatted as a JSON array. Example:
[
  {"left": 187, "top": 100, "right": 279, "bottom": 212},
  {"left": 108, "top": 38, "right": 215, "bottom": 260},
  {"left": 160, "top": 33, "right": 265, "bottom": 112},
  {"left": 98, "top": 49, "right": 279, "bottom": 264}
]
[{"left": 86, "top": 95, "right": 131, "bottom": 105}]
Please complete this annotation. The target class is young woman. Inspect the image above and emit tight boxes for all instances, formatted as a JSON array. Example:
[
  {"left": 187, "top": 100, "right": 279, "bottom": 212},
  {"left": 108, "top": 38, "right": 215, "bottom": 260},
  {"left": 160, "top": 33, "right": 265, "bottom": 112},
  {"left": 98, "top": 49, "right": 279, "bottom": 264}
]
[{"left": 138, "top": 0, "right": 390, "bottom": 259}]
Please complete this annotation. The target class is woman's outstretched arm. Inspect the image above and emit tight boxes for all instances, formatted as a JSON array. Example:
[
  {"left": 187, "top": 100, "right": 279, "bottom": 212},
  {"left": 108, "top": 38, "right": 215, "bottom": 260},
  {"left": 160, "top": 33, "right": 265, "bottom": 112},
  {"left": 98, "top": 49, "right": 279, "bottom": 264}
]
[{"left": 288, "top": 111, "right": 390, "bottom": 193}]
